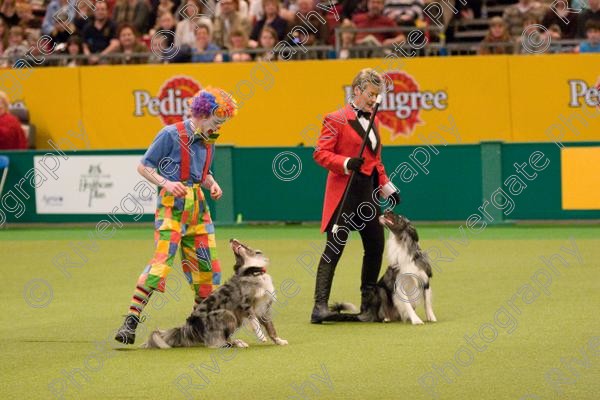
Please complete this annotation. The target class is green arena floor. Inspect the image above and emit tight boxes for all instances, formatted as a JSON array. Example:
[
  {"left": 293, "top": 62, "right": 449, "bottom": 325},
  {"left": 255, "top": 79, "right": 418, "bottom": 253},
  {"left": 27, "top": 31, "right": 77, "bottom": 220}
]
[{"left": 2, "top": 224, "right": 600, "bottom": 400}]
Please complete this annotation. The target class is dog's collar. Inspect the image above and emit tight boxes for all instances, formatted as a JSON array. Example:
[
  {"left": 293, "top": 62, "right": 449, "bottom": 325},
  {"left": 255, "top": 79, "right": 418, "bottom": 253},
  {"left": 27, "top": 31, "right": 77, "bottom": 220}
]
[{"left": 241, "top": 266, "right": 267, "bottom": 276}]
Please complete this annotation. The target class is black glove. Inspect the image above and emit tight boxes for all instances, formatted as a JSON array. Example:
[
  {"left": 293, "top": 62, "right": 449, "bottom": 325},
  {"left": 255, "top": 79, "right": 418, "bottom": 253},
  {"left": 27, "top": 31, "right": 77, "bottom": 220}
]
[
  {"left": 389, "top": 191, "right": 401, "bottom": 205},
  {"left": 347, "top": 157, "right": 364, "bottom": 172}
]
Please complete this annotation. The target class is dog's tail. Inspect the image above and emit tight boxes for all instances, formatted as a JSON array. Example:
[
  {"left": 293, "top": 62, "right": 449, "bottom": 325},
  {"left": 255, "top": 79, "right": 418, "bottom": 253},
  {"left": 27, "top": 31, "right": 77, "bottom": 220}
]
[
  {"left": 319, "top": 302, "right": 362, "bottom": 322},
  {"left": 141, "top": 324, "right": 200, "bottom": 349}
]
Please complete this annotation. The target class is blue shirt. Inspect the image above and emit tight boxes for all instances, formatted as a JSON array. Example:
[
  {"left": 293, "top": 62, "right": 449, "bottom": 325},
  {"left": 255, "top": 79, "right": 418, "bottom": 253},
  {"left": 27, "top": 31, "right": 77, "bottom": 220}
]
[
  {"left": 191, "top": 44, "right": 221, "bottom": 63},
  {"left": 141, "top": 119, "right": 215, "bottom": 184},
  {"left": 579, "top": 42, "right": 600, "bottom": 53}
]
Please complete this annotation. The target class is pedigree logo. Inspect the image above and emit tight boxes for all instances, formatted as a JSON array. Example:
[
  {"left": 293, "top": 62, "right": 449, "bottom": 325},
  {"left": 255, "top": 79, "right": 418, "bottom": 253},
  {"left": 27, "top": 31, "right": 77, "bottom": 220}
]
[
  {"left": 133, "top": 76, "right": 201, "bottom": 125},
  {"left": 568, "top": 80, "right": 600, "bottom": 108}
]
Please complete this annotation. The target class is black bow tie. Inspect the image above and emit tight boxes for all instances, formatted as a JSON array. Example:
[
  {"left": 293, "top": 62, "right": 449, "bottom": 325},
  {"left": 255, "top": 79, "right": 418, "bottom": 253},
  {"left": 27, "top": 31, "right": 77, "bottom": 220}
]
[{"left": 352, "top": 105, "right": 371, "bottom": 120}]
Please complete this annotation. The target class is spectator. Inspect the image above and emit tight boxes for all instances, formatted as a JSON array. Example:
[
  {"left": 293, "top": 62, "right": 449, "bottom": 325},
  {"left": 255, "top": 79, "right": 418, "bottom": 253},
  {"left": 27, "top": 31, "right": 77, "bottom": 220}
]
[
  {"left": 50, "top": 11, "right": 75, "bottom": 47},
  {"left": 517, "top": 13, "right": 547, "bottom": 54},
  {"left": 479, "top": 16, "right": 514, "bottom": 55},
  {"left": 175, "top": 0, "right": 213, "bottom": 48},
  {"left": 2, "top": 26, "right": 28, "bottom": 66},
  {"left": 338, "top": 18, "right": 356, "bottom": 59},
  {"left": 213, "top": 0, "right": 251, "bottom": 48},
  {"left": 0, "top": 0, "right": 19, "bottom": 26},
  {"left": 73, "top": 0, "right": 95, "bottom": 33},
  {"left": 288, "top": 0, "right": 329, "bottom": 46},
  {"left": 255, "top": 25, "right": 278, "bottom": 60},
  {"left": 384, "top": 0, "right": 424, "bottom": 26},
  {"left": 503, "top": 0, "right": 547, "bottom": 38},
  {"left": 352, "top": 0, "right": 404, "bottom": 45},
  {"left": 280, "top": 0, "right": 299, "bottom": 21},
  {"left": 113, "top": 0, "right": 151, "bottom": 34},
  {"left": 81, "top": 1, "right": 120, "bottom": 63},
  {"left": 113, "top": 23, "right": 149, "bottom": 64},
  {"left": 0, "top": 91, "right": 28, "bottom": 150},
  {"left": 150, "top": 12, "right": 176, "bottom": 48},
  {"left": 341, "top": 0, "right": 366, "bottom": 20},
  {"left": 156, "top": 0, "right": 176, "bottom": 18},
  {"left": 41, "top": 0, "right": 74, "bottom": 36},
  {"left": 541, "top": 0, "right": 577, "bottom": 39},
  {"left": 0, "top": 17, "right": 8, "bottom": 55},
  {"left": 15, "top": 1, "right": 41, "bottom": 31},
  {"left": 215, "top": 0, "right": 250, "bottom": 18},
  {"left": 191, "top": 22, "right": 222, "bottom": 62},
  {"left": 317, "top": 0, "right": 344, "bottom": 44},
  {"left": 578, "top": 20, "right": 600, "bottom": 52},
  {"left": 227, "top": 29, "right": 252, "bottom": 60},
  {"left": 248, "top": 0, "right": 264, "bottom": 22},
  {"left": 249, "top": 0, "right": 287, "bottom": 46},
  {"left": 59, "top": 35, "right": 87, "bottom": 67},
  {"left": 577, "top": 0, "right": 600, "bottom": 38}
]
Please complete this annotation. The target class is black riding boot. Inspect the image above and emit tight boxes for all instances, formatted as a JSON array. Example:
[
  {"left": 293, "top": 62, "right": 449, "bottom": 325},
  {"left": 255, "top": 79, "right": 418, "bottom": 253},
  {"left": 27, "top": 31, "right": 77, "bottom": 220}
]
[{"left": 310, "top": 262, "right": 336, "bottom": 324}]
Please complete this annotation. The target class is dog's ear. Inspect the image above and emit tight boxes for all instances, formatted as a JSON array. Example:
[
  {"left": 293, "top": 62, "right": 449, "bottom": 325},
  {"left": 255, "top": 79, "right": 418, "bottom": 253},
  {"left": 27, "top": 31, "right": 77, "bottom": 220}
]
[{"left": 407, "top": 224, "right": 419, "bottom": 242}]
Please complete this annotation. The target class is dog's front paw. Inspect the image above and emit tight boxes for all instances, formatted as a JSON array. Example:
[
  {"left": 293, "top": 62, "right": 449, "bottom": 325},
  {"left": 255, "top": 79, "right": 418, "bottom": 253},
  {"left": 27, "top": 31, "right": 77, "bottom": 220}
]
[
  {"left": 427, "top": 316, "right": 437, "bottom": 323},
  {"left": 274, "top": 337, "right": 288, "bottom": 346},
  {"left": 232, "top": 339, "right": 249, "bottom": 348},
  {"left": 411, "top": 318, "right": 424, "bottom": 325}
]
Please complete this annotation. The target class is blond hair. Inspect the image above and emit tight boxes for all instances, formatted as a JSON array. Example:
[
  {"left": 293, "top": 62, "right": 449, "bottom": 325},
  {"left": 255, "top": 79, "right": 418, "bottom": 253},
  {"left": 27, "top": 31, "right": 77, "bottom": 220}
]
[
  {"left": 352, "top": 68, "right": 383, "bottom": 92},
  {"left": 0, "top": 91, "right": 10, "bottom": 109}
]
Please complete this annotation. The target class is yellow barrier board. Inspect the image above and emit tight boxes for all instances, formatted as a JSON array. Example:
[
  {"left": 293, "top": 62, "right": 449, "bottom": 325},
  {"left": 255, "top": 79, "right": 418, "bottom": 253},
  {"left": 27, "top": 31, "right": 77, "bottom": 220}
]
[
  {"left": 6, "top": 54, "right": 600, "bottom": 149},
  {"left": 561, "top": 147, "right": 600, "bottom": 210}
]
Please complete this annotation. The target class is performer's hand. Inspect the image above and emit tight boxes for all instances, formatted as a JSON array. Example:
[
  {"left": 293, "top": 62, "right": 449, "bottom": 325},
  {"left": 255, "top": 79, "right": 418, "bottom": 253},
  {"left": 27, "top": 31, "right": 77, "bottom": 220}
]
[
  {"left": 209, "top": 181, "right": 223, "bottom": 200},
  {"left": 347, "top": 157, "right": 365, "bottom": 172},
  {"left": 164, "top": 180, "right": 188, "bottom": 198},
  {"left": 389, "top": 191, "right": 401, "bottom": 205}
]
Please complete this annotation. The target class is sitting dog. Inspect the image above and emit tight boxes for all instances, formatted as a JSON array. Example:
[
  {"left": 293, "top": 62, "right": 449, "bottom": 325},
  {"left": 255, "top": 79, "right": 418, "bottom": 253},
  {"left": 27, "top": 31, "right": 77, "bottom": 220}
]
[
  {"left": 324, "top": 210, "right": 437, "bottom": 324},
  {"left": 142, "top": 239, "right": 288, "bottom": 348}
]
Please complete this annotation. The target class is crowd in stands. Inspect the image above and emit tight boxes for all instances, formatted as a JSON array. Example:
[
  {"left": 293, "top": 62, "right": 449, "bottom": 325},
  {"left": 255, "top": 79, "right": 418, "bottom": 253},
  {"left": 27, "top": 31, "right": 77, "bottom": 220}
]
[{"left": 0, "top": 0, "right": 598, "bottom": 66}]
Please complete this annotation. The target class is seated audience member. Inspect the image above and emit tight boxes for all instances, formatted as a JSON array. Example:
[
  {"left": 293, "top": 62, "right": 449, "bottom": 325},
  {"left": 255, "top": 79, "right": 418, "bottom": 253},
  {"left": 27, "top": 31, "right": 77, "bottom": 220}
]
[
  {"left": 0, "top": 0, "right": 19, "bottom": 26},
  {"left": 0, "top": 17, "right": 8, "bottom": 55},
  {"left": 503, "top": 0, "right": 547, "bottom": 38},
  {"left": 156, "top": 0, "right": 176, "bottom": 18},
  {"left": 541, "top": 0, "right": 577, "bottom": 39},
  {"left": 249, "top": 0, "right": 287, "bottom": 46},
  {"left": 41, "top": 0, "right": 74, "bottom": 35},
  {"left": 288, "top": 0, "right": 329, "bottom": 46},
  {"left": 16, "top": 1, "right": 41, "bottom": 31},
  {"left": 384, "top": 0, "right": 424, "bottom": 26},
  {"left": 191, "top": 23, "right": 223, "bottom": 62},
  {"left": 60, "top": 35, "right": 87, "bottom": 67},
  {"left": 175, "top": 0, "right": 213, "bottom": 49},
  {"left": 50, "top": 14, "right": 75, "bottom": 47},
  {"left": 516, "top": 13, "right": 548, "bottom": 54},
  {"left": 213, "top": 0, "right": 251, "bottom": 48},
  {"left": 316, "top": 0, "right": 344, "bottom": 44},
  {"left": 352, "top": 0, "right": 404, "bottom": 45},
  {"left": 248, "top": 0, "right": 264, "bottom": 22},
  {"left": 113, "top": 0, "right": 151, "bottom": 34},
  {"left": 2, "top": 26, "right": 28, "bottom": 66},
  {"left": 82, "top": 1, "right": 120, "bottom": 63},
  {"left": 0, "top": 91, "right": 28, "bottom": 150},
  {"left": 479, "top": 16, "right": 514, "bottom": 55},
  {"left": 577, "top": 0, "right": 600, "bottom": 38},
  {"left": 280, "top": 0, "right": 299, "bottom": 21},
  {"left": 215, "top": 0, "right": 250, "bottom": 17},
  {"left": 113, "top": 23, "right": 149, "bottom": 64},
  {"left": 255, "top": 25, "right": 278, "bottom": 61},
  {"left": 338, "top": 19, "right": 357, "bottom": 59},
  {"left": 227, "top": 29, "right": 253, "bottom": 61},
  {"left": 150, "top": 11, "right": 176, "bottom": 42},
  {"left": 74, "top": 0, "right": 95, "bottom": 32},
  {"left": 578, "top": 20, "right": 600, "bottom": 52}
]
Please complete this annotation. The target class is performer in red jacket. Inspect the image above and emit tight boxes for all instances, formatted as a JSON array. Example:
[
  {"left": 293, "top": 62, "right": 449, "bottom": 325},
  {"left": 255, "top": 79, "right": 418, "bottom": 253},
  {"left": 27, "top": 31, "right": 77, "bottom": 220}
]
[
  {"left": 0, "top": 91, "right": 27, "bottom": 150},
  {"left": 311, "top": 68, "right": 400, "bottom": 323}
]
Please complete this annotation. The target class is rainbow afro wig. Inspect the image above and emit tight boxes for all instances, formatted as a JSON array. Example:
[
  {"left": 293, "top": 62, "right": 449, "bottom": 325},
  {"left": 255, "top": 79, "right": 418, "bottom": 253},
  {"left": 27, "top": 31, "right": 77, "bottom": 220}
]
[{"left": 188, "top": 87, "right": 238, "bottom": 120}]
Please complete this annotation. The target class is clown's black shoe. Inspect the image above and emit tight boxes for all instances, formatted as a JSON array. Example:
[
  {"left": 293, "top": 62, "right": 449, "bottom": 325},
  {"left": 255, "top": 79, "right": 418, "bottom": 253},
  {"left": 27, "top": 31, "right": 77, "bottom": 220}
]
[{"left": 114, "top": 315, "right": 140, "bottom": 345}]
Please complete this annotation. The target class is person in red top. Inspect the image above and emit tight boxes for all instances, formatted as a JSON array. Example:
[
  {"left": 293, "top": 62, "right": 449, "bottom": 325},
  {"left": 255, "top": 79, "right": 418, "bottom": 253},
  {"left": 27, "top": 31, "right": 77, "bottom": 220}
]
[
  {"left": 0, "top": 91, "right": 27, "bottom": 150},
  {"left": 352, "top": 0, "right": 403, "bottom": 45},
  {"left": 311, "top": 68, "right": 400, "bottom": 324}
]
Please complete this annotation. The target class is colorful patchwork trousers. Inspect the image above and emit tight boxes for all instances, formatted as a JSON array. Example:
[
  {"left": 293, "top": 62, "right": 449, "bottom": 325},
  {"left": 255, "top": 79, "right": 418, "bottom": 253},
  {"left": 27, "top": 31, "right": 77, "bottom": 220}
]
[{"left": 129, "top": 184, "right": 221, "bottom": 316}]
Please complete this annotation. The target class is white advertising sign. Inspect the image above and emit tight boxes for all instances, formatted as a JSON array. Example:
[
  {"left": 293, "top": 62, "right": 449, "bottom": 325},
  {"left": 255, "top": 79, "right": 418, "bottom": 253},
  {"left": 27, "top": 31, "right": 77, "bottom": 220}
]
[{"left": 34, "top": 155, "right": 157, "bottom": 214}]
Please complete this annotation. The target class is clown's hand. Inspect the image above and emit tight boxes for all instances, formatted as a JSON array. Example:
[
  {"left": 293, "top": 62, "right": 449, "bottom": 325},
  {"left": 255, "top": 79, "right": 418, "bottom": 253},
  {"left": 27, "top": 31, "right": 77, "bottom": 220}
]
[{"left": 209, "top": 181, "right": 223, "bottom": 200}]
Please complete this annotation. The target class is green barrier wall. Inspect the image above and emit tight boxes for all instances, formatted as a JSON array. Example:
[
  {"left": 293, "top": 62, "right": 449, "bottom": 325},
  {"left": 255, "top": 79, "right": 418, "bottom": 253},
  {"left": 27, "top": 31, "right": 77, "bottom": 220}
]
[{"left": 1, "top": 142, "right": 599, "bottom": 226}]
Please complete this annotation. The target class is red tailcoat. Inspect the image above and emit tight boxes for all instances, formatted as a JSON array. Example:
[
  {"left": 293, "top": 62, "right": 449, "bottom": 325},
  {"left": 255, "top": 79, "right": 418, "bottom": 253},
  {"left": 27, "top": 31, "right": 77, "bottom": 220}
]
[{"left": 314, "top": 104, "right": 390, "bottom": 233}]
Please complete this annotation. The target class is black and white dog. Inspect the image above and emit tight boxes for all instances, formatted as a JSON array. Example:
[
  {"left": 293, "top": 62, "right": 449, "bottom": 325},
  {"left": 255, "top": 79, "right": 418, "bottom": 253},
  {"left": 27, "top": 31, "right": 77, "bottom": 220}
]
[
  {"left": 142, "top": 239, "right": 288, "bottom": 348},
  {"left": 324, "top": 210, "right": 437, "bottom": 324}
]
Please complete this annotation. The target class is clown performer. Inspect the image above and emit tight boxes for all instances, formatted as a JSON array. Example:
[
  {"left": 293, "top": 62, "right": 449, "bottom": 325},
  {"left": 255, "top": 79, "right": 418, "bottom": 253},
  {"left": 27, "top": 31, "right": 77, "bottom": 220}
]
[{"left": 115, "top": 87, "right": 237, "bottom": 345}]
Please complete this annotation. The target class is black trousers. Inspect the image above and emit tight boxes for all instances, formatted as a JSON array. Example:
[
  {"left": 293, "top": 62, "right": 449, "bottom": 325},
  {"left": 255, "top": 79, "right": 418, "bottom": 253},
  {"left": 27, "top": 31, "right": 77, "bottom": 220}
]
[{"left": 320, "top": 172, "right": 385, "bottom": 293}]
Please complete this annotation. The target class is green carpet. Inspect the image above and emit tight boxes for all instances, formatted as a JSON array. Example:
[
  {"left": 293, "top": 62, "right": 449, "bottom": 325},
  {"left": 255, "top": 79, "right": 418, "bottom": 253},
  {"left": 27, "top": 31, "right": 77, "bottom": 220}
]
[{"left": 2, "top": 225, "right": 599, "bottom": 399}]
